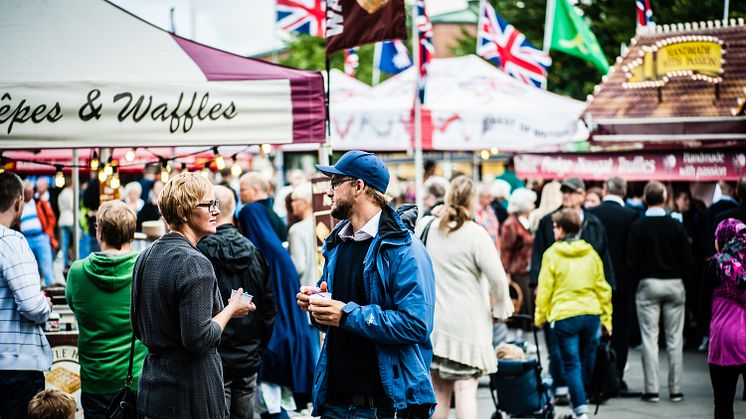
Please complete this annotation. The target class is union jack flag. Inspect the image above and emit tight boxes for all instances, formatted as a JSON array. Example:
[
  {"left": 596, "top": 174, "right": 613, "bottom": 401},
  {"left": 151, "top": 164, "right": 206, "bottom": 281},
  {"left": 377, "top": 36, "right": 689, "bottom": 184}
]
[
  {"left": 416, "top": 0, "right": 434, "bottom": 103},
  {"left": 476, "top": 0, "right": 550, "bottom": 88},
  {"left": 275, "top": 0, "right": 325, "bottom": 37},
  {"left": 636, "top": 0, "right": 655, "bottom": 31},
  {"left": 344, "top": 48, "right": 359, "bottom": 77}
]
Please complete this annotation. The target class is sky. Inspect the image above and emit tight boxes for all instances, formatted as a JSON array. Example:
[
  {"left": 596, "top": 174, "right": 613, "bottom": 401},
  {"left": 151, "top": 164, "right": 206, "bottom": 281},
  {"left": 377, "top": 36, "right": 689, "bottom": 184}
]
[{"left": 110, "top": 0, "right": 466, "bottom": 56}]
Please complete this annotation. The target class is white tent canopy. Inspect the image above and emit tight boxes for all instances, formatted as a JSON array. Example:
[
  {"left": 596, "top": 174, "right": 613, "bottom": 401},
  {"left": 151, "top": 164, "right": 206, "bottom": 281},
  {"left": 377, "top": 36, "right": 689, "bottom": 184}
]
[
  {"left": 0, "top": 0, "right": 325, "bottom": 149},
  {"left": 329, "top": 55, "right": 588, "bottom": 151}
]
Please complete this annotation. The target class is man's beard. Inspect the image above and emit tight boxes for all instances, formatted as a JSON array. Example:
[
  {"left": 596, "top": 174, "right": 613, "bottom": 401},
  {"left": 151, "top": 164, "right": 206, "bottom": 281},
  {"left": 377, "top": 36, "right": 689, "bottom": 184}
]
[{"left": 331, "top": 195, "right": 353, "bottom": 220}]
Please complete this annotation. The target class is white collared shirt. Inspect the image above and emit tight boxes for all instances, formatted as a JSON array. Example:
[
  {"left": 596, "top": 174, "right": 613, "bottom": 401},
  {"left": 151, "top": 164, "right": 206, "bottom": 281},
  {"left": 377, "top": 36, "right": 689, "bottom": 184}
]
[
  {"left": 645, "top": 207, "right": 667, "bottom": 217},
  {"left": 338, "top": 210, "right": 382, "bottom": 242},
  {"left": 602, "top": 195, "right": 625, "bottom": 207}
]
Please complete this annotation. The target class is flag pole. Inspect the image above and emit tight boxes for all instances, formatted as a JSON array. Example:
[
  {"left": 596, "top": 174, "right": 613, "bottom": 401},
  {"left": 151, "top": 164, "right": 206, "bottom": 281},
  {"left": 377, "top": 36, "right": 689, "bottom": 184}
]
[
  {"left": 541, "top": 0, "right": 556, "bottom": 90},
  {"left": 412, "top": 2, "right": 424, "bottom": 213},
  {"left": 723, "top": 0, "right": 730, "bottom": 20},
  {"left": 372, "top": 42, "right": 382, "bottom": 85}
]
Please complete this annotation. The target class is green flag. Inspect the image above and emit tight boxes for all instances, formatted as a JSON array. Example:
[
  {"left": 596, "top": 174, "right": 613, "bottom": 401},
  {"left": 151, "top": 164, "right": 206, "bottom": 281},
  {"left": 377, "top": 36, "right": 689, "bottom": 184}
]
[{"left": 550, "top": 0, "right": 609, "bottom": 73}]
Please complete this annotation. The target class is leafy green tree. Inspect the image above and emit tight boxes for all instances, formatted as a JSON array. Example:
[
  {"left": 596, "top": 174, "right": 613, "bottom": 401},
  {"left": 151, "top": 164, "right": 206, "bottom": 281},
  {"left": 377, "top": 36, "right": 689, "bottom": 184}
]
[{"left": 277, "top": 34, "right": 378, "bottom": 84}]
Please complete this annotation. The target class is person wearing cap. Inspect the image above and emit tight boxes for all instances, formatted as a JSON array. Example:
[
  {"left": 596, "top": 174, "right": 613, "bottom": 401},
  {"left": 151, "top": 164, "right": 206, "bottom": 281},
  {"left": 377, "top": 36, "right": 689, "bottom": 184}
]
[
  {"left": 529, "top": 176, "right": 615, "bottom": 404},
  {"left": 296, "top": 150, "right": 437, "bottom": 418}
]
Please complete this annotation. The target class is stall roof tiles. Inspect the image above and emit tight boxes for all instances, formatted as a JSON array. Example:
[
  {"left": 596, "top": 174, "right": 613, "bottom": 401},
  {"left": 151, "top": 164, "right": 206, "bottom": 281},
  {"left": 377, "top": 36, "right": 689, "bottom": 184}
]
[{"left": 585, "top": 21, "right": 746, "bottom": 120}]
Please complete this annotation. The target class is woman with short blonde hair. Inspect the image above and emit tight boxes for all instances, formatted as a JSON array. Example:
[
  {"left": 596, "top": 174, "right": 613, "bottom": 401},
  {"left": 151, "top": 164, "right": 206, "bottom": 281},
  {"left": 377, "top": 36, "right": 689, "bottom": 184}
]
[
  {"left": 133, "top": 172, "right": 255, "bottom": 418},
  {"left": 416, "top": 176, "right": 513, "bottom": 419}
]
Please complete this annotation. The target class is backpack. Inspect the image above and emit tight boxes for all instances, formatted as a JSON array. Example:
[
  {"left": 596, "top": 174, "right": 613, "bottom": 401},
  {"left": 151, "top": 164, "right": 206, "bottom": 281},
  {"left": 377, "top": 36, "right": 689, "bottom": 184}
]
[{"left": 588, "top": 340, "right": 620, "bottom": 414}]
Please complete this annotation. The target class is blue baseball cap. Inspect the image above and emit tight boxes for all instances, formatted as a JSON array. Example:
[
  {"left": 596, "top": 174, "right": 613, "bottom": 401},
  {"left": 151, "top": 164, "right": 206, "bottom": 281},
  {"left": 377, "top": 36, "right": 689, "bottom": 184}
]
[{"left": 315, "top": 150, "right": 390, "bottom": 193}]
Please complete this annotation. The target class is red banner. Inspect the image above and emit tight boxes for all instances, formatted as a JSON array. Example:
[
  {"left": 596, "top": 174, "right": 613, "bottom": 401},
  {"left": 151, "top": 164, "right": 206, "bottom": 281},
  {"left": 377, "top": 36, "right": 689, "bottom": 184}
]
[
  {"left": 325, "top": 0, "right": 407, "bottom": 53},
  {"left": 515, "top": 150, "right": 746, "bottom": 181}
]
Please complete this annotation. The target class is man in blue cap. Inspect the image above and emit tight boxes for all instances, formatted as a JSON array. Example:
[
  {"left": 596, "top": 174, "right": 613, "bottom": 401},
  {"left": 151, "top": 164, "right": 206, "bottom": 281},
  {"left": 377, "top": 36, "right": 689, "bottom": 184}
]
[{"left": 296, "top": 150, "right": 437, "bottom": 418}]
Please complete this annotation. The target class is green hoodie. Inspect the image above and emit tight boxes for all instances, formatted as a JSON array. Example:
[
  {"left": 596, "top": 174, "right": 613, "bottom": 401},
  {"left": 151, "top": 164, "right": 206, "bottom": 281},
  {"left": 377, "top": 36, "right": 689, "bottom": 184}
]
[{"left": 66, "top": 251, "right": 147, "bottom": 395}]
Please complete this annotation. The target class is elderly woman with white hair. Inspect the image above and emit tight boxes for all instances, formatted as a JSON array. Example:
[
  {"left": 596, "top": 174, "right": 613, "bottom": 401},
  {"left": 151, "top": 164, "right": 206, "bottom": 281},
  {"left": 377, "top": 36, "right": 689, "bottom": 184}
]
[
  {"left": 124, "top": 181, "right": 144, "bottom": 214},
  {"left": 490, "top": 179, "right": 511, "bottom": 225},
  {"left": 501, "top": 188, "right": 537, "bottom": 324}
]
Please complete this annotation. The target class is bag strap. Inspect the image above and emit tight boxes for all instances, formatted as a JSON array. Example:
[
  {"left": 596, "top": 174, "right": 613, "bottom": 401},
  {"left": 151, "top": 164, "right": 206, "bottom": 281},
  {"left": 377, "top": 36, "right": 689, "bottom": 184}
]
[
  {"left": 125, "top": 244, "right": 154, "bottom": 389},
  {"left": 419, "top": 217, "right": 436, "bottom": 246}
]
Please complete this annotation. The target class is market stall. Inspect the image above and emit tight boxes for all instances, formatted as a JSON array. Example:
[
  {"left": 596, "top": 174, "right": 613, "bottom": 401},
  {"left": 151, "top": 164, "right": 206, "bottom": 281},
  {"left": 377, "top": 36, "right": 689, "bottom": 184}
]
[
  {"left": 516, "top": 18, "right": 746, "bottom": 182},
  {"left": 0, "top": 2, "right": 327, "bottom": 412}
]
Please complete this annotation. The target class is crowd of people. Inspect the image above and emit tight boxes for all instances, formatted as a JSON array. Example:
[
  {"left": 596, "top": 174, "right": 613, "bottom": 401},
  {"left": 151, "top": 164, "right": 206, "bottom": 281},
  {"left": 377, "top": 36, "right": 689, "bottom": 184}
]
[{"left": 0, "top": 152, "right": 745, "bottom": 419}]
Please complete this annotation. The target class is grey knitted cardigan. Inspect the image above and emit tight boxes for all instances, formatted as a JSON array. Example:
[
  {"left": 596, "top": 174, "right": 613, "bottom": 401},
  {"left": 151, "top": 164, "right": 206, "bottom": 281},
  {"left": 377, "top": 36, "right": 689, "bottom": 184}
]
[{"left": 132, "top": 233, "right": 227, "bottom": 418}]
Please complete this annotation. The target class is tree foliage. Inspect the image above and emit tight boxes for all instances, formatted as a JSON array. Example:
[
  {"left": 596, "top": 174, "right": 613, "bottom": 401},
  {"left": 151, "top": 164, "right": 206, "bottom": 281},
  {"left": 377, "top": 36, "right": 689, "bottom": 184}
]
[{"left": 276, "top": 0, "right": 746, "bottom": 100}]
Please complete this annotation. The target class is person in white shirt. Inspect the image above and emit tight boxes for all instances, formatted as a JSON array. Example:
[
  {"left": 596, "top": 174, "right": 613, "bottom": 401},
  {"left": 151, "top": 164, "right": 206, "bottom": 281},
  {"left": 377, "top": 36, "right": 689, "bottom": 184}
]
[{"left": 288, "top": 183, "right": 317, "bottom": 288}]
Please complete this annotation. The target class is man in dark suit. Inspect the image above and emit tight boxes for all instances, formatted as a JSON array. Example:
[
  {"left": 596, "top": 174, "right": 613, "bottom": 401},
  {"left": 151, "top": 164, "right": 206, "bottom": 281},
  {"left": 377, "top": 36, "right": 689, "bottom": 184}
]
[
  {"left": 705, "top": 181, "right": 738, "bottom": 257},
  {"left": 589, "top": 177, "right": 639, "bottom": 397},
  {"left": 714, "top": 176, "right": 746, "bottom": 226}
]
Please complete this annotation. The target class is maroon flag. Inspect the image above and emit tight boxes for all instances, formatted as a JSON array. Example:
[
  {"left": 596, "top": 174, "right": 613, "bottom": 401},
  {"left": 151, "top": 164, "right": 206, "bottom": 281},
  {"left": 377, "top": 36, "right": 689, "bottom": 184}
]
[{"left": 325, "top": 0, "right": 407, "bottom": 54}]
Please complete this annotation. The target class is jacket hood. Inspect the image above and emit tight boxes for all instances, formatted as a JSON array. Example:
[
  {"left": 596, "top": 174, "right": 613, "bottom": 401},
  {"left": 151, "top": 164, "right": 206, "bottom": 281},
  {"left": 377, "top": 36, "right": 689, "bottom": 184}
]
[
  {"left": 198, "top": 224, "right": 259, "bottom": 272},
  {"left": 81, "top": 251, "right": 139, "bottom": 292},
  {"left": 552, "top": 239, "right": 595, "bottom": 258}
]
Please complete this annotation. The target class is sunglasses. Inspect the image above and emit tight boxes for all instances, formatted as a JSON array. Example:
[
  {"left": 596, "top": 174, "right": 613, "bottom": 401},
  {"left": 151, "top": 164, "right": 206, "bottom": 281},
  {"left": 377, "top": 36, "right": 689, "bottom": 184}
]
[
  {"left": 330, "top": 177, "right": 357, "bottom": 190},
  {"left": 194, "top": 200, "right": 220, "bottom": 212}
]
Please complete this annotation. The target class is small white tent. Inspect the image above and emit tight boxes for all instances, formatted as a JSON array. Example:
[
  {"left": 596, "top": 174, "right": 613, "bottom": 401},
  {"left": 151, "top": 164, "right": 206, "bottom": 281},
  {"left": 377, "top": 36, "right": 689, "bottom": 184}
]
[{"left": 329, "top": 55, "right": 588, "bottom": 151}]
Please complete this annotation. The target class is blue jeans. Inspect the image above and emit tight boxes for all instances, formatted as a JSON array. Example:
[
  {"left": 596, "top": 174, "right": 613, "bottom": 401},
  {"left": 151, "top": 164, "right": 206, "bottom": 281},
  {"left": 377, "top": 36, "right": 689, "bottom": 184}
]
[
  {"left": 544, "top": 323, "right": 566, "bottom": 389},
  {"left": 0, "top": 370, "right": 45, "bottom": 419},
  {"left": 59, "top": 226, "right": 73, "bottom": 268},
  {"left": 552, "top": 314, "right": 601, "bottom": 416},
  {"left": 26, "top": 233, "right": 55, "bottom": 286},
  {"left": 320, "top": 402, "right": 433, "bottom": 419}
]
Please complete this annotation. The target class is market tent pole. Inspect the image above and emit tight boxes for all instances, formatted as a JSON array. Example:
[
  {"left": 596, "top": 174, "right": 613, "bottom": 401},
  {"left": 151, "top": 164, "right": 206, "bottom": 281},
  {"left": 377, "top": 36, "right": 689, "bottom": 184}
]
[
  {"left": 724, "top": 0, "right": 730, "bottom": 20},
  {"left": 412, "top": 1, "right": 424, "bottom": 213},
  {"left": 72, "top": 149, "right": 80, "bottom": 262},
  {"left": 372, "top": 42, "right": 382, "bottom": 86}
]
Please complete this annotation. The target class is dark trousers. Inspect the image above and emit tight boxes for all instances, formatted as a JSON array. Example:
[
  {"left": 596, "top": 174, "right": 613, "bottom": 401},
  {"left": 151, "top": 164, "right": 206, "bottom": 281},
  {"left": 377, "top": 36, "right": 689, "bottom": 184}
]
[
  {"left": 81, "top": 392, "right": 117, "bottom": 419},
  {"left": 709, "top": 363, "right": 746, "bottom": 419},
  {"left": 320, "top": 402, "right": 433, "bottom": 419},
  {"left": 611, "top": 290, "right": 633, "bottom": 385},
  {"left": 0, "top": 370, "right": 45, "bottom": 419}
]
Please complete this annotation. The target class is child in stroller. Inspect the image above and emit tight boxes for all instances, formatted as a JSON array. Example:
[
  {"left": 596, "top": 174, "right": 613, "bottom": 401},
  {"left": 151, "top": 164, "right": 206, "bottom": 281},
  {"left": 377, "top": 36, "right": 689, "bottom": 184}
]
[{"left": 490, "top": 314, "right": 554, "bottom": 419}]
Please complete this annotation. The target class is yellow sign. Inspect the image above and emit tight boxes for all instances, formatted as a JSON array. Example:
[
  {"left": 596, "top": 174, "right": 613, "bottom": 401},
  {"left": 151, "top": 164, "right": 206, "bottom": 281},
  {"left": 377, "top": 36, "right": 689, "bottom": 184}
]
[{"left": 625, "top": 38, "right": 724, "bottom": 87}]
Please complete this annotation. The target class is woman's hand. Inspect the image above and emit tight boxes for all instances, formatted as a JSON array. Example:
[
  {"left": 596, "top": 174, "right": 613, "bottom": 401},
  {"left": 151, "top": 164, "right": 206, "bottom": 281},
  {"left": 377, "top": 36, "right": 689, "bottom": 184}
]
[{"left": 227, "top": 287, "right": 256, "bottom": 318}]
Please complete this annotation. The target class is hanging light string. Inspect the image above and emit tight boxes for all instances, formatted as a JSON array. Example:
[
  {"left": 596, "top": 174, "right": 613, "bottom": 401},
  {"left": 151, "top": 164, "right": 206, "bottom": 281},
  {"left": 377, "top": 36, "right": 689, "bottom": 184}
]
[{"left": 0, "top": 146, "right": 252, "bottom": 172}]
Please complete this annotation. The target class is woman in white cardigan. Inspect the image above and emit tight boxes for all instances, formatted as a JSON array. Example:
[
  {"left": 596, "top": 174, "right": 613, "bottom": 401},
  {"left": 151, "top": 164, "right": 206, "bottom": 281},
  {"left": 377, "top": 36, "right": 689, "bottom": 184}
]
[{"left": 415, "top": 176, "right": 513, "bottom": 419}]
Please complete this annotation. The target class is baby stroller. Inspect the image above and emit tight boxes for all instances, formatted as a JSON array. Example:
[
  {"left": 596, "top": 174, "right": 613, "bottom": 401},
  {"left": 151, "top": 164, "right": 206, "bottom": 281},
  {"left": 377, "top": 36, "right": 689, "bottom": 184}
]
[{"left": 490, "top": 314, "right": 554, "bottom": 419}]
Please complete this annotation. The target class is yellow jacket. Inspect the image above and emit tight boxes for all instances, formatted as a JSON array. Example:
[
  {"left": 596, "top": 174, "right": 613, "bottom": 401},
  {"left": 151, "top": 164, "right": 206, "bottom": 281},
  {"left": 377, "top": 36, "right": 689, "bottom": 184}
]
[{"left": 534, "top": 239, "right": 612, "bottom": 331}]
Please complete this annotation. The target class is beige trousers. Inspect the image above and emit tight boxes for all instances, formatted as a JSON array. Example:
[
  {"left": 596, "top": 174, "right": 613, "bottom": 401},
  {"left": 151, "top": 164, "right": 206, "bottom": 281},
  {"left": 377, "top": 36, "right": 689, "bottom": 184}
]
[{"left": 635, "top": 278, "right": 686, "bottom": 395}]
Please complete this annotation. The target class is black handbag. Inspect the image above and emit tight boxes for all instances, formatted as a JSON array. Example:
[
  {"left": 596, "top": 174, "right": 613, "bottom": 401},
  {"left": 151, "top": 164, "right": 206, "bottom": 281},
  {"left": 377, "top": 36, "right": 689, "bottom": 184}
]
[
  {"left": 106, "top": 245, "right": 151, "bottom": 419},
  {"left": 419, "top": 217, "right": 436, "bottom": 246},
  {"left": 105, "top": 335, "right": 137, "bottom": 419},
  {"left": 589, "top": 339, "right": 621, "bottom": 414}
]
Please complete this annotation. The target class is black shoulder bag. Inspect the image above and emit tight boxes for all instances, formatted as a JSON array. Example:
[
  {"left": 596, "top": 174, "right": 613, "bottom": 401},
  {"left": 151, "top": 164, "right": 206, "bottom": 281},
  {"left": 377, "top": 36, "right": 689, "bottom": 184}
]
[
  {"left": 419, "top": 217, "right": 436, "bottom": 246},
  {"left": 106, "top": 246, "right": 152, "bottom": 419}
]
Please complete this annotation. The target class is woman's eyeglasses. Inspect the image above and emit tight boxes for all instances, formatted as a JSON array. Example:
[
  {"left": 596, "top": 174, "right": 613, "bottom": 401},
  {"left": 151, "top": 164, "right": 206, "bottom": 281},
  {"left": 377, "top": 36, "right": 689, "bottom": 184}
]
[{"left": 194, "top": 200, "right": 220, "bottom": 212}]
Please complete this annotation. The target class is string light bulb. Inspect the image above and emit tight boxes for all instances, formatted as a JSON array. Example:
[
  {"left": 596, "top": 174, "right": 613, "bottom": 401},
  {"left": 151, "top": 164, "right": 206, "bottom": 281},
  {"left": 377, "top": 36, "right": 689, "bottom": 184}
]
[
  {"left": 231, "top": 161, "right": 242, "bottom": 177},
  {"left": 160, "top": 167, "right": 169, "bottom": 183},
  {"left": 0, "top": 156, "right": 6, "bottom": 174},
  {"left": 490, "top": 147, "right": 499, "bottom": 155},
  {"left": 103, "top": 163, "right": 113, "bottom": 177},
  {"left": 480, "top": 149, "right": 491, "bottom": 160},
  {"left": 109, "top": 166, "right": 120, "bottom": 190},
  {"left": 125, "top": 148, "right": 136, "bottom": 162},
  {"left": 98, "top": 168, "right": 107, "bottom": 182},
  {"left": 54, "top": 167, "right": 65, "bottom": 188},
  {"left": 90, "top": 151, "right": 100, "bottom": 171},
  {"left": 213, "top": 148, "right": 225, "bottom": 170},
  {"left": 260, "top": 144, "right": 272, "bottom": 155},
  {"left": 200, "top": 167, "right": 210, "bottom": 178}
]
